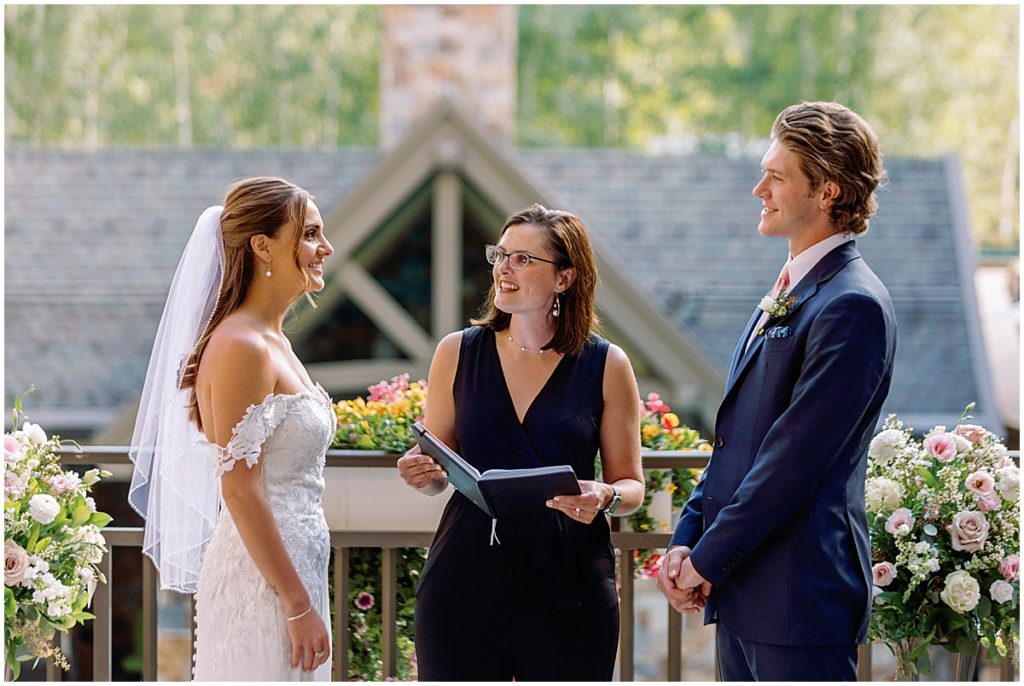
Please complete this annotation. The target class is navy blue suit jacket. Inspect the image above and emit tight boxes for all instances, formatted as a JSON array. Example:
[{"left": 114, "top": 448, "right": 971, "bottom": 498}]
[{"left": 669, "top": 240, "right": 897, "bottom": 646}]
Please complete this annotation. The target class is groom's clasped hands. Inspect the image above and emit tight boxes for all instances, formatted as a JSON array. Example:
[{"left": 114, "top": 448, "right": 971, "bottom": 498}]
[{"left": 656, "top": 546, "right": 712, "bottom": 615}]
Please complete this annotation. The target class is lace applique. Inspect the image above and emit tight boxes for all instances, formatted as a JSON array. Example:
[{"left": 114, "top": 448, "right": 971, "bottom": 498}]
[{"left": 212, "top": 393, "right": 290, "bottom": 476}]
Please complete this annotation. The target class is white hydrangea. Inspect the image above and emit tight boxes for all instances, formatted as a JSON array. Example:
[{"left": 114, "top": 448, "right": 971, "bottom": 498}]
[
  {"left": 869, "top": 429, "right": 906, "bottom": 467},
  {"left": 72, "top": 525, "right": 107, "bottom": 564},
  {"left": 865, "top": 477, "right": 902, "bottom": 512}
]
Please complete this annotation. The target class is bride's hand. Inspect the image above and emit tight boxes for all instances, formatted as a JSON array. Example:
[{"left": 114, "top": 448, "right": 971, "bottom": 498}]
[
  {"left": 397, "top": 446, "right": 448, "bottom": 494},
  {"left": 285, "top": 604, "right": 330, "bottom": 672}
]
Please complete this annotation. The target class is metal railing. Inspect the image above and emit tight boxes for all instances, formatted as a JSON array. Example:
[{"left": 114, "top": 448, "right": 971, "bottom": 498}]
[{"left": 48, "top": 447, "right": 1018, "bottom": 681}]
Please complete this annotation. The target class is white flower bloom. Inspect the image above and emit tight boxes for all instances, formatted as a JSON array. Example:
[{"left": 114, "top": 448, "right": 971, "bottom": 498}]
[
  {"left": 914, "top": 541, "right": 932, "bottom": 554},
  {"left": 990, "top": 579, "right": 1014, "bottom": 604},
  {"left": 872, "top": 586, "right": 884, "bottom": 604},
  {"left": 758, "top": 295, "right": 776, "bottom": 313},
  {"left": 85, "top": 496, "right": 97, "bottom": 513},
  {"left": 869, "top": 429, "right": 906, "bottom": 467},
  {"left": 28, "top": 494, "right": 60, "bottom": 524},
  {"left": 21, "top": 422, "right": 47, "bottom": 445},
  {"left": 995, "top": 466, "right": 1019, "bottom": 502},
  {"left": 82, "top": 469, "right": 101, "bottom": 487},
  {"left": 953, "top": 433, "right": 972, "bottom": 454},
  {"left": 866, "top": 477, "right": 902, "bottom": 512},
  {"left": 925, "top": 558, "right": 940, "bottom": 573},
  {"left": 940, "top": 570, "right": 981, "bottom": 613}
]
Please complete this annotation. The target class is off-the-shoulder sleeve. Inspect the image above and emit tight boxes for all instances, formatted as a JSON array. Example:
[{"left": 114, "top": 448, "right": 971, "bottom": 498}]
[{"left": 212, "top": 394, "right": 289, "bottom": 476}]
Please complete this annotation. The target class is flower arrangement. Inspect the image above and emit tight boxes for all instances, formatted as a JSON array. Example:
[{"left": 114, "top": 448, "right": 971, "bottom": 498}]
[
  {"left": 866, "top": 404, "right": 1019, "bottom": 678},
  {"left": 628, "top": 393, "right": 710, "bottom": 579},
  {"left": 4, "top": 400, "right": 112, "bottom": 679},
  {"left": 333, "top": 374, "right": 427, "bottom": 453}
]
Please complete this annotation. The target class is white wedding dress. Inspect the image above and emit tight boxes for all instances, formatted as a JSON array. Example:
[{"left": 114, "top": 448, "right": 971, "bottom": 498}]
[{"left": 193, "top": 383, "right": 335, "bottom": 681}]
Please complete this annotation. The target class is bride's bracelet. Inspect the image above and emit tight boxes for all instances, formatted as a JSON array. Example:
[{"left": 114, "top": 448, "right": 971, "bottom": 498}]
[{"left": 286, "top": 603, "right": 314, "bottom": 622}]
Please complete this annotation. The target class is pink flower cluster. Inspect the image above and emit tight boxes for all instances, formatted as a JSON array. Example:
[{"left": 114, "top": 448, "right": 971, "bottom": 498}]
[
  {"left": 1000, "top": 554, "right": 1020, "bottom": 582},
  {"left": 643, "top": 392, "right": 670, "bottom": 415},
  {"left": 368, "top": 373, "right": 412, "bottom": 404}
]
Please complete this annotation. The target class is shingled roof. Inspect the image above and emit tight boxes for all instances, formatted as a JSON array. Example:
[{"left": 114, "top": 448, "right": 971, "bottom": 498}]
[{"left": 4, "top": 136, "right": 997, "bottom": 435}]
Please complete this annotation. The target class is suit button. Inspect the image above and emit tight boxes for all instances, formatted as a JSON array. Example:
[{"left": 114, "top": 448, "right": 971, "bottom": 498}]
[{"left": 714, "top": 436, "right": 725, "bottom": 449}]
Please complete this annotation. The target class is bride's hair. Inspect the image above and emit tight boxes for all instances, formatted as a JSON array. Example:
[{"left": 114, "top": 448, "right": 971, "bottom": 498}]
[{"left": 180, "top": 176, "right": 309, "bottom": 430}]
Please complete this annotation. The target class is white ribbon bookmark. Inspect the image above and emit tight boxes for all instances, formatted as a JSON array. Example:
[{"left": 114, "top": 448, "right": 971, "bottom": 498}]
[{"left": 489, "top": 518, "right": 501, "bottom": 546}]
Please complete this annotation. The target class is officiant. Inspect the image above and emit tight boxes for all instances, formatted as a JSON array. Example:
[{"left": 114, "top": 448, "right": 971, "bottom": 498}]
[{"left": 396, "top": 203, "right": 645, "bottom": 681}]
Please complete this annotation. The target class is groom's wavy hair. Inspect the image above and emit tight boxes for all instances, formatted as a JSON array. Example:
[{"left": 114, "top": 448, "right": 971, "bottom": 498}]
[
  {"left": 472, "top": 204, "right": 601, "bottom": 356},
  {"left": 180, "top": 176, "right": 310, "bottom": 431},
  {"left": 772, "top": 101, "right": 887, "bottom": 236}
]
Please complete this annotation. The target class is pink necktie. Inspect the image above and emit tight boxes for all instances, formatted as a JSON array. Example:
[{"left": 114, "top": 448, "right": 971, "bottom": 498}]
[{"left": 771, "top": 265, "right": 791, "bottom": 298}]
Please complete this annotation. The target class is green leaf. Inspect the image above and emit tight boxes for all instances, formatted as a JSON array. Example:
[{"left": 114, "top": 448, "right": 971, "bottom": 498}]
[
  {"left": 915, "top": 650, "right": 932, "bottom": 675},
  {"left": 88, "top": 512, "right": 113, "bottom": 528},
  {"left": 956, "top": 636, "right": 979, "bottom": 655},
  {"left": 916, "top": 465, "right": 941, "bottom": 488},
  {"left": 976, "top": 595, "right": 992, "bottom": 619},
  {"left": 33, "top": 536, "right": 52, "bottom": 553},
  {"left": 25, "top": 522, "right": 40, "bottom": 553},
  {"left": 4, "top": 587, "right": 16, "bottom": 619},
  {"left": 72, "top": 499, "right": 92, "bottom": 526}
]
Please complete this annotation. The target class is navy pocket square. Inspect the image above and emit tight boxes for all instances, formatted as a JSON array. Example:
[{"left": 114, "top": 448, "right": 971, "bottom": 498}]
[{"left": 766, "top": 326, "right": 791, "bottom": 339}]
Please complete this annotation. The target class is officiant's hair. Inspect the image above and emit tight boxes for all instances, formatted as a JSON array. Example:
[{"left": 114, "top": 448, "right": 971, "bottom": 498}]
[
  {"left": 181, "top": 176, "right": 310, "bottom": 430},
  {"left": 473, "top": 203, "right": 601, "bottom": 356},
  {"left": 772, "top": 101, "right": 887, "bottom": 236}
]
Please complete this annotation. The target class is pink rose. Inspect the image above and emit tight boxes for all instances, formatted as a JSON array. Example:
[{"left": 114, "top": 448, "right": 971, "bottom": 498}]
[
  {"left": 885, "top": 508, "right": 915, "bottom": 536},
  {"left": 872, "top": 562, "right": 897, "bottom": 587},
  {"left": 4, "top": 540, "right": 29, "bottom": 586},
  {"left": 46, "top": 472, "right": 82, "bottom": 496},
  {"left": 946, "top": 511, "right": 990, "bottom": 552},
  {"left": 3, "top": 435, "right": 21, "bottom": 464},
  {"left": 3, "top": 471, "right": 26, "bottom": 499},
  {"left": 954, "top": 424, "right": 987, "bottom": 445},
  {"left": 977, "top": 491, "right": 1001, "bottom": 512},
  {"left": 965, "top": 470, "right": 995, "bottom": 496},
  {"left": 999, "top": 554, "right": 1019, "bottom": 582},
  {"left": 924, "top": 432, "right": 957, "bottom": 462}
]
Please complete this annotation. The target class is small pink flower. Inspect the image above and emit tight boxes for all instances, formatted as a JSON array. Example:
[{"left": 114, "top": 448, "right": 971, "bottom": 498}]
[
  {"left": 885, "top": 508, "right": 915, "bottom": 536},
  {"left": 977, "top": 491, "right": 1001, "bottom": 512},
  {"left": 965, "top": 470, "right": 995, "bottom": 496},
  {"left": 872, "top": 561, "right": 897, "bottom": 587},
  {"left": 355, "top": 591, "right": 375, "bottom": 610},
  {"left": 4, "top": 471, "right": 26, "bottom": 499},
  {"left": 999, "top": 554, "right": 1020, "bottom": 582},
  {"left": 954, "top": 424, "right": 987, "bottom": 445},
  {"left": 3, "top": 435, "right": 21, "bottom": 464},
  {"left": 644, "top": 392, "right": 670, "bottom": 414},
  {"left": 47, "top": 472, "right": 82, "bottom": 496},
  {"left": 924, "top": 432, "right": 957, "bottom": 462}
]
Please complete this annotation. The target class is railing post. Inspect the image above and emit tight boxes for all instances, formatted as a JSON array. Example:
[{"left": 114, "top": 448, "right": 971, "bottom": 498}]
[
  {"left": 667, "top": 601, "right": 682, "bottom": 680},
  {"left": 333, "top": 546, "right": 350, "bottom": 681},
  {"left": 618, "top": 548, "right": 634, "bottom": 681},
  {"left": 142, "top": 558, "right": 158, "bottom": 680},
  {"left": 381, "top": 548, "right": 398, "bottom": 679},
  {"left": 857, "top": 643, "right": 872, "bottom": 680},
  {"left": 92, "top": 547, "right": 112, "bottom": 681}
]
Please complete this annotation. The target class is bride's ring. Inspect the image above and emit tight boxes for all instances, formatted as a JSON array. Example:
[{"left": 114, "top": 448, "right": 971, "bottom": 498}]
[
  {"left": 314, "top": 651, "right": 325, "bottom": 659},
  {"left": 574, "top": 507, "right": 581, "bottom": 517}
]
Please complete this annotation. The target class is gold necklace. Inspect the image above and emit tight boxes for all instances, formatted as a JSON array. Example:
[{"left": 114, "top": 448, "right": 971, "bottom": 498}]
[{"left": 507, "top": 333, "right": 548, "bottom": 354}]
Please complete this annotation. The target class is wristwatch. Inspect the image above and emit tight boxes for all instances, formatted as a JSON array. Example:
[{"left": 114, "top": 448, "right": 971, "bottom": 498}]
[{"left": 603, "top": 485, "right": 623, "bottom": 515}]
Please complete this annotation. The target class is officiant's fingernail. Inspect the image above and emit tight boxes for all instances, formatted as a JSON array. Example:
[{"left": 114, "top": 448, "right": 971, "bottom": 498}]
[{"left": 546, "top": 500, "right": 554, "bottom": 508}]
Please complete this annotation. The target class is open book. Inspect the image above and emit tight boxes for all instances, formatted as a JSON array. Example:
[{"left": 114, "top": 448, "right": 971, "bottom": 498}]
[{"left": 411, "top": 422, "right": 581, "bottom": 517}]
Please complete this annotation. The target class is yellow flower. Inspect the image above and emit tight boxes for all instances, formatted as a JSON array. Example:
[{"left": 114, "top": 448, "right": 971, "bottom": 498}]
[
  {"left": 666, "top": 482, "right": 677, "bottom": 495},
  {"left": 663, "top": 412, "right": 680, "bottom": 429},
  {"left": 642, "top": 425, "right": 660, "bottom": 441}
]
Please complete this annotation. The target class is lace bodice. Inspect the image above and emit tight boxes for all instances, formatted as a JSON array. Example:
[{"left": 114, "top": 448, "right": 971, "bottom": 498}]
[{"left": 193, "top": 383, "right": 335, "bottom": 681}]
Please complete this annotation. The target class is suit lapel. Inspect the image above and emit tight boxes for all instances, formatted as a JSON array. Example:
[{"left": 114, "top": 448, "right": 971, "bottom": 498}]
[{"left": 721, "top": 241, "right": 862, "bottom": 403}]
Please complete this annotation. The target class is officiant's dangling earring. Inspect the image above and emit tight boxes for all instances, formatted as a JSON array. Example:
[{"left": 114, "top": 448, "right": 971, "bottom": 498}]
[
  {"left": 552, "top": 292, "right": 561, "bottom": 318},
  {"left": 265, "top": 258, "right": 272, "bottom": 278}
]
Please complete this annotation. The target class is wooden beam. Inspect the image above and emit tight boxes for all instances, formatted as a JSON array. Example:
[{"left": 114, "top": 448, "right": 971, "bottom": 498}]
[{"left": 432, "top": 171, "right": 462, "bottom": 337}]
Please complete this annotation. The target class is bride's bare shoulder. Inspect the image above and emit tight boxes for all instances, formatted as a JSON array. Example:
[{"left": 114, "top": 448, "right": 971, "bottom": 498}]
[{"left": 201, "top": 315, "right": 272, "bottom": 381}]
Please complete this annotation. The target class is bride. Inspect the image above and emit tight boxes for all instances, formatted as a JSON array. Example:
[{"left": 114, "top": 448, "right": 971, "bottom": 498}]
[{"left": 128, "top": 177, "right": 335, "bottom": 680}]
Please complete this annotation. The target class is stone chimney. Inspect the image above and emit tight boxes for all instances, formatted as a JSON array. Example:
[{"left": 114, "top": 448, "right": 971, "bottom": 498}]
[{"left": 380, "top": 5, "right": 517, "bottom": 146}]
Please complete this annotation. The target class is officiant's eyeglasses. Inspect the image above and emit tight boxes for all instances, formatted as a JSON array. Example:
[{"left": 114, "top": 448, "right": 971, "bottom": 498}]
[{"left": 485, "top": 245, "right": 566, "bottom": 271}]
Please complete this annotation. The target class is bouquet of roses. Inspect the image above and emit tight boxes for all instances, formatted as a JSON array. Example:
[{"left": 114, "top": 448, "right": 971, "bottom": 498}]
[
  {"left": 866, "top": 403, "right": 1019, "bottom": 677},
  {"left": 4, "top": 401, "right": 112, "bottom": 679},
  {"left": 630, "top": 393, "right": 711, "bottom": 579},
  {"left": 333, "top": 374, "right": 427, "bottom": 453}
]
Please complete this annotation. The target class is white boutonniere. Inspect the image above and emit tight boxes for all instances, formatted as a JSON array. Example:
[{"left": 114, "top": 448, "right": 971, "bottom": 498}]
[{"left": 757, "top": 290, "right": 798, "bottom": 335}]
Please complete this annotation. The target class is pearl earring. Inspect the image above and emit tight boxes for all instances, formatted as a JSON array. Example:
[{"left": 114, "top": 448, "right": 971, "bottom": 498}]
[
  {"left": 265, "top": 259, "right": 272, "bottom": 278},
  {"left": 552, "top": 293, "right": 561, "bottom": 317}
]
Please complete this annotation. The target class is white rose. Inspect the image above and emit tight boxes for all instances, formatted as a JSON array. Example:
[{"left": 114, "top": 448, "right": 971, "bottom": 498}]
[
  {"left": 869, "top": 429, "right": 906, "bottom": 467},
  {"left": 995, "top": 466, "right": 1019, "bottom": 502},
  {"left": 866, "top": 477, "right": 902, "bottom": 512},
  {"left": 940, "top": 570, "right": 981, "bottom": 613},
  {"left": 28, "top": 494, "right": 60, "bottom": 524},
  {"left": 990, "top": 579, "right": 1014, "bottom": 604},
  {"left": 758, "top": 295, "right": 776, "bottom": 313},
  {"left": 21, "top": 422, "right": 47, "bottom": 445}
]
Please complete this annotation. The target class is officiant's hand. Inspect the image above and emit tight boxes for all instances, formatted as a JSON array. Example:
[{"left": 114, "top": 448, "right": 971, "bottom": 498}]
[
  {"left": 546, "top": 480, "right": 609, "bottom": 524},
  {"left": 397, "top": 447, "right": 448, "bottom": 494},
  {"left": 657, "top": 546, "right": 711, "bottom": 614}
]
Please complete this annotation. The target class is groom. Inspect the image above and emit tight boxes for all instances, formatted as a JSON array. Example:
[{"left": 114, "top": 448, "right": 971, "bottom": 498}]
[{"left": 657, "top": 102, "right": 897, "bottom": 680}]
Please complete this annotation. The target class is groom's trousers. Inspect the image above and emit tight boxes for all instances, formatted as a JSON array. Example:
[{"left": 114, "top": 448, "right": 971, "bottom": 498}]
[{"left": 716, "top": 622, "right": 858, "bottom": 681}]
